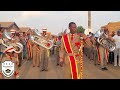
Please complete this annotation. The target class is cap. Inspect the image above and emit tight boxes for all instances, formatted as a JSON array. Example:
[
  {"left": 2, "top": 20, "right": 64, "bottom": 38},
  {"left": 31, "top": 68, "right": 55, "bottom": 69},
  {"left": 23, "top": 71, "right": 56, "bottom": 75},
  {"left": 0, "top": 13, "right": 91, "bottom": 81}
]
[
  {"left": 10, "top": 29, "right": 16, "bottom": 33},
  {"left": 58, "top": 33, "right": 62, "bottom": 36},
  {"left": 42, "top": 28, "right": 47, "bottom": 31}
]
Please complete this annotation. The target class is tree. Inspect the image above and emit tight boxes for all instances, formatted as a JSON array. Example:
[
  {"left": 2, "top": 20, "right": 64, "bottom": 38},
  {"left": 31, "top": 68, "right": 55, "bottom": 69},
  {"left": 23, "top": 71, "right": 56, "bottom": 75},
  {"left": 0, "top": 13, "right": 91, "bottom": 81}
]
[{"left": 77, "top": 26, "right": 85, "bottom": 33}]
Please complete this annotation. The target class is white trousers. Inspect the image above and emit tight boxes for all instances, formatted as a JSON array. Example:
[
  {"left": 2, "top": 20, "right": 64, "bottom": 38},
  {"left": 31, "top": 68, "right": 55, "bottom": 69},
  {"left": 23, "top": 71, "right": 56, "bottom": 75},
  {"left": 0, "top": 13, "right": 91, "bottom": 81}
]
[{"left": 114, "top": 48, "right": 120, "bottom": 66}]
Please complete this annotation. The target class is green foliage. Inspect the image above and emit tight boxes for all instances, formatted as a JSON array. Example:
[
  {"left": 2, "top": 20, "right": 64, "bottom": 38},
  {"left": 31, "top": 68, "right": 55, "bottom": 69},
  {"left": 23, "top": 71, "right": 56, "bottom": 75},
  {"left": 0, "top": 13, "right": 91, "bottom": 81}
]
[{"left": 77, "top": 26, "right": 85, "bottom": 33}]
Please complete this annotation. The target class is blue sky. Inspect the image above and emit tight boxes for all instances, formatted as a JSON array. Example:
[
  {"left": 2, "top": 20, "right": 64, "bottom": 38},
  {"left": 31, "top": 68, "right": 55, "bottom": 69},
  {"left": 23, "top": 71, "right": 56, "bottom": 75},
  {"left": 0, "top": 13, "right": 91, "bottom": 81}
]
[{"left": 0, "top": 11, "right": 120, "bottom": 35}]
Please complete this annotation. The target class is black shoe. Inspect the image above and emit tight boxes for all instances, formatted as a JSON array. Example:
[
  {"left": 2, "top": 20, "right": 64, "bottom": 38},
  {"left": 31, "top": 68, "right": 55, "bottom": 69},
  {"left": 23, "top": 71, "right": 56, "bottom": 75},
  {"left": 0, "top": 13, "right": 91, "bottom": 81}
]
[
  {"left": 104, "top": 67, "right": 108, "bottom": 70},
  {"left": 56, "top": 64, "right": 59, "bottom": 66},
  {"left": 18, "top": 64, "right": 21, "bottom": 67},
  {"left": 44, "top": 69, "right": 48, "bottom": 71},
  {"left": 59, "top": 63, "right": 63, "bottom": 67},
  {"left": 59, "top": 62, "right": 63, "bottom": 67},
  {"left": 40, "top": 69, "right": 44, "bottom": 71},
  {"left": 101, "top": 68, "right": 105, "bottom": 71},
  {"left": 23, "top": 57, "right": 26, "bottom": 59},
  {"left": 28, "top": 58, "right": 30, "bottom": 60}
]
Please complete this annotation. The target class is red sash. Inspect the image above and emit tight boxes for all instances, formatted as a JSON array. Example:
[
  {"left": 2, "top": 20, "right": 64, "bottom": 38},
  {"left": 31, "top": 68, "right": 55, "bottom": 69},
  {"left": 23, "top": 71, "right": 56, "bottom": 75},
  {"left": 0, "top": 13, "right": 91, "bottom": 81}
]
[
  {"left": 96, "top": 47, "right": 101, "bottom": 63},
  {"left": 62, "top": 34, "right": 78, "bottom": 79},
  {"left": 27, "top": 41, "right": 32, "bottom": 58},
  {"left": 97, "top": 47, "right": 109, "bottom": 63},
  {"left": 105, "top": 49, "right": 109, "bottom": 63}
]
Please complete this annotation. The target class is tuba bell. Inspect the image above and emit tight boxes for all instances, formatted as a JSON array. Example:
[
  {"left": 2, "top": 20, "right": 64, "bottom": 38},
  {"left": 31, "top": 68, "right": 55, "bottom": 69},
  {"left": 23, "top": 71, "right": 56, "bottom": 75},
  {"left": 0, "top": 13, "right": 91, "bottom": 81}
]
[
  {"left": 94, "top": 28, "right": 116, "bottom": 51},
  {"left": 30, "top": 29, "right": 53, "bottom": 49},
  {"left": 1, "top": 30, "right": 23, "bottom": 53}
]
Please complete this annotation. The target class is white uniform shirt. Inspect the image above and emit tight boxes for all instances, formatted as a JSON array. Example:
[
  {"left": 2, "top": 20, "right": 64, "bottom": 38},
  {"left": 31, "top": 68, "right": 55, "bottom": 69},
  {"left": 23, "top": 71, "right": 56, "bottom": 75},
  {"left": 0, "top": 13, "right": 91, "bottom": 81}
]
[{"left": 113, "top": 35, "right": 120, "bottom": 48}]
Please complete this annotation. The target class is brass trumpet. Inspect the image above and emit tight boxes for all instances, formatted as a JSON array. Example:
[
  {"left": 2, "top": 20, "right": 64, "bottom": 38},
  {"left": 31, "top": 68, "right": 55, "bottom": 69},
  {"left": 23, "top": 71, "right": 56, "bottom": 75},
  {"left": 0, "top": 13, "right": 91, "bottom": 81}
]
[
  {"left": 30, "top": 29, "right": 53, "bottom": 49},
  {"left": 1, "top": 30, "right": 23, "bottom": 53},
  {"left": 94, "top": 29, "right": 116, "bottom": 51}
]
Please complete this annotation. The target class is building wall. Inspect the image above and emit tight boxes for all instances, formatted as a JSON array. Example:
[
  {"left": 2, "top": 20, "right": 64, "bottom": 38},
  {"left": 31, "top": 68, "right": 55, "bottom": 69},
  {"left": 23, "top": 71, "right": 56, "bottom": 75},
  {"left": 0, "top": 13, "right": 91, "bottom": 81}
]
[
  {"left": 102, "top": 22, "right": 120, "bottom": 35},
  {"left": 7, "top": 24, "right": 20, "bottom": 32},
  {"left": 1, "top": 24, "right": 20, "bottom": 35},
  {"left": 27, "top": 29, "right": 32, "bottom": 35}
]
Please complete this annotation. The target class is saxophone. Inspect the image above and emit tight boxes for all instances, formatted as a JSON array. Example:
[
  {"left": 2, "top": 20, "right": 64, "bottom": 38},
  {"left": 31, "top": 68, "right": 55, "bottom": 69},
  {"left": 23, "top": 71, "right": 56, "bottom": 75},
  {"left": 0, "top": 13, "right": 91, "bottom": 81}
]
[
  {"left": 94, "top": 29, "right": 116, "bottom": 51},
  {"left": 30, "top": 29, "right": 53, "bottom": 49}
]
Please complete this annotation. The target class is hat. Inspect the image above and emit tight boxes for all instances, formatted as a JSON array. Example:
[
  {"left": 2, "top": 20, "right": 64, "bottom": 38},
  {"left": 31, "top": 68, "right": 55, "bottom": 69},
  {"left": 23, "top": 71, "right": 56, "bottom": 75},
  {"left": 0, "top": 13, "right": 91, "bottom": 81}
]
[
  {"left": 3, "top": 46, "right": 14, "bottom": 53},
  {"left": 58, "top": 33, "right": 62, "bottom": 36},
  {"left": 10, "top": 29, "right": 16, "bottom": 33},
  {"left": 42, "top": 28, "right": 47, "bottom": 31}
]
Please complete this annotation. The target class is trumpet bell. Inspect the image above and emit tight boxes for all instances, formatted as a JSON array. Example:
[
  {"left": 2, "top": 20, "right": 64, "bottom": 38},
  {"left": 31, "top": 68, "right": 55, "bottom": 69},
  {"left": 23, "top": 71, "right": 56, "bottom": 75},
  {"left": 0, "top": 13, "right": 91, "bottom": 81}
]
[
  {"left": 3, "top": 30, "right": 23, "bottom": 53},
  {"left": 30, "top": 29, "right": 53, "bottom": 49},
  {"left": 34, "top": 29, "right": 41, "bottom": 36},
  {"left": 4, "top": 30, "right": 14, "bottom": 40},
  {"left": 31, "top": 35, "right": 53, "bottom": 49},
  {"left": 97, "top": 37, "right": 116, "bottom": 51},
  {"left": 94, "top": 29, "right": 116, "bottom": 51},
  {"left": 12, "top": 42, "right": 23, "bottom": 53}
]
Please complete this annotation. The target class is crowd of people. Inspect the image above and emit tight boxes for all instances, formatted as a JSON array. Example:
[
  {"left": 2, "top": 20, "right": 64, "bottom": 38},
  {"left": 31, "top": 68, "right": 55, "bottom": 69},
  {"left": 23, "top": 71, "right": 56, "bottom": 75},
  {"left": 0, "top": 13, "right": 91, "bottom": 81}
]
[
  {"left": 84, "top": 28, "right": 120, "bottom": 70},
  {"left": 53, "top": 22, "right": 120, "bottom": 78},
  {"left": 0, "top": 22, "right": 120, "bottom": 79}
]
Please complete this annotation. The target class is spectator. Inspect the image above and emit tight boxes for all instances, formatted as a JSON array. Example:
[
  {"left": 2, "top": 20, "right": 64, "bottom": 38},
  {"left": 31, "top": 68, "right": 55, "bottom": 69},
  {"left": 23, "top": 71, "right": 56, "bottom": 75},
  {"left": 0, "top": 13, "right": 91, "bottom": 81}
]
[{"left": 112, "top": 30, "right": 120, "bottom": 66}]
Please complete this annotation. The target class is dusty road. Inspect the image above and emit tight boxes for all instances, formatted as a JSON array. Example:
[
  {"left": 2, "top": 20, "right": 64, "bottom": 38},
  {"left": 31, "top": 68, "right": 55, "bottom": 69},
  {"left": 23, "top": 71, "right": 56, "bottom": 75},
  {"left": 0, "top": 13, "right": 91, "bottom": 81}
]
[{"left": 19, "top": 54, "right": 120, "bottom": 79}]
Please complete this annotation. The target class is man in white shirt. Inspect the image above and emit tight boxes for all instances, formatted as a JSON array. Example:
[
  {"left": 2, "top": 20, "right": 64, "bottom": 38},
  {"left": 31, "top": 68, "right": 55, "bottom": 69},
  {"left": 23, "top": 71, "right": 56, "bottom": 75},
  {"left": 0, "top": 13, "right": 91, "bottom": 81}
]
[{"left": 112, "top": 30, "right": 120, "bottom": 66}]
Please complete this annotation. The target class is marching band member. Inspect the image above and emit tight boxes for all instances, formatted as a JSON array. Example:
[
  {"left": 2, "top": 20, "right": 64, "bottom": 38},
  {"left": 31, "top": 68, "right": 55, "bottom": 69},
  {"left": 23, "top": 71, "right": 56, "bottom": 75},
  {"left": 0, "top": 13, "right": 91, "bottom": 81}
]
[
  {"left": 83, "top": 35, "right": 89, "bottom": 58},
  {"left": 16, "top": 33, "right": 23, "bottom": 67},
  {"left": 22, "top": 32, "right": 28, "bottom": 59},
  {"left": 97, "top": 28, "right": 111, "bottom": 70},
  {"left": 31, "top": 38, "right": 40, "bottom": 67},
  {"left": 40, "top": 28, "right": 50, "bottom": 71},
  {"left": 26, "top": 33, "right": 33, "bottom": 60},
  {"left": 10, "top": 30, "right": 20, "bottom": 67},
  {"left": 56, "top": 33, "right": 62, "bottom": 66},
  {"left": 59, "top": 22, "right": 92, "bottom": 79},
  {"left": 90, "top": 35, "right": 99, "bottom": 65},
  {"left": 0, "top": 45, "right": 19, "bottom": 79},
  {"left": 0, "top": 29, "right": 4, "bottom": 62},
  {"left": 88, "top": 33, "right": 94, "bottom": 60}
]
